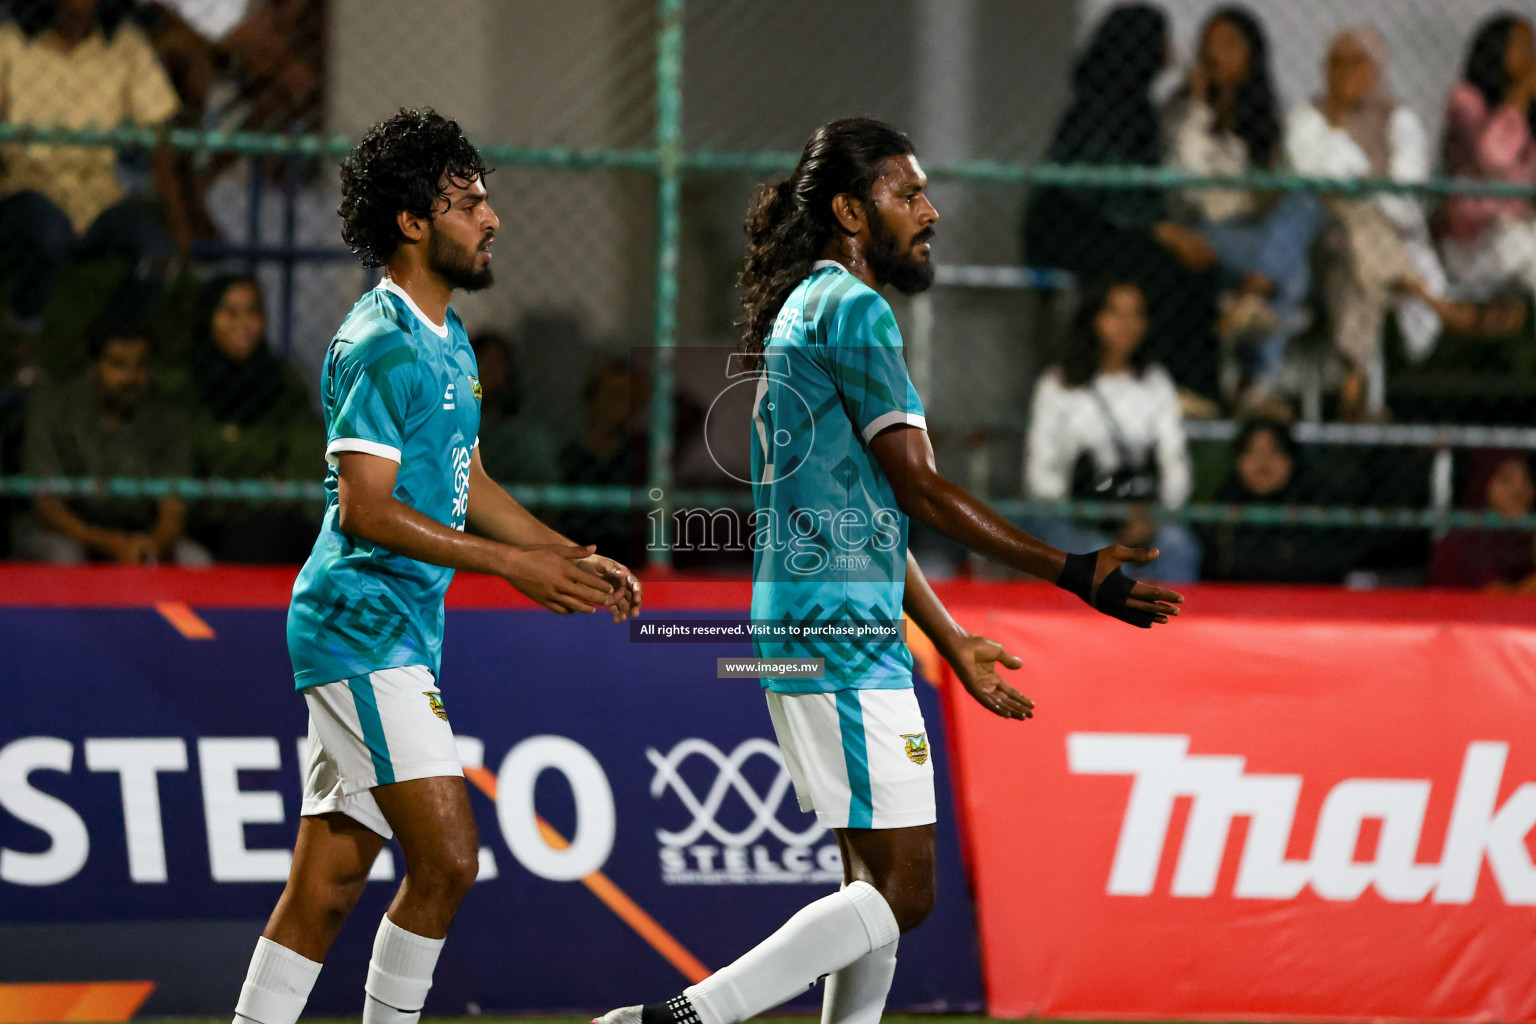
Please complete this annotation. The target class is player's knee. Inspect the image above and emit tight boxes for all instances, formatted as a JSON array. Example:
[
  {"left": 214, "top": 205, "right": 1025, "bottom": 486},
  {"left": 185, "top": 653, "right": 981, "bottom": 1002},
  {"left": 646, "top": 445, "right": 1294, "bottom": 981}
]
[
  {"left": 409, "top": 847, "right": 478, "bottom": 904},
  {"left": 875, "top": 874, "right": 935, "bottom": 934}
]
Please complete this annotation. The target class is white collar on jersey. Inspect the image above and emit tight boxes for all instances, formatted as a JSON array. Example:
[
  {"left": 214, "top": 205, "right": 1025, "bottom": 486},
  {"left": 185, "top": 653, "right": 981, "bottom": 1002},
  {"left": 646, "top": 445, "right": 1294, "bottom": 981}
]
[
  {"left": 379, "top": 276, "right": 449, "bottom": 338},
  {"left": 811, "top": 259, "right": 849, "bottom": 274}
]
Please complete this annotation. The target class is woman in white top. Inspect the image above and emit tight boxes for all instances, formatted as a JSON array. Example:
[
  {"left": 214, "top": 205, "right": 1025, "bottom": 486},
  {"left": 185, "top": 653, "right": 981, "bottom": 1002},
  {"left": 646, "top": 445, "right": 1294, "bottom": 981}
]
[
  {"left": 1285, "top": 27, "right": 1448, "bottom": 419},
  {"left": 1025, "top": 280, "right": 1202, "bottom": 582}
]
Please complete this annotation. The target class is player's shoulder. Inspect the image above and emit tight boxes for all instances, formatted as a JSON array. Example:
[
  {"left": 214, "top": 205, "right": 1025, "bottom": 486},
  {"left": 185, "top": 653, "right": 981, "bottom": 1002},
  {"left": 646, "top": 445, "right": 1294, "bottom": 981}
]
[
  {"left": 332, "top": 290, "right": 423, "bottom": 367},
  {"left": 804, "top": 265, "right": 895, "bottom": 344}
]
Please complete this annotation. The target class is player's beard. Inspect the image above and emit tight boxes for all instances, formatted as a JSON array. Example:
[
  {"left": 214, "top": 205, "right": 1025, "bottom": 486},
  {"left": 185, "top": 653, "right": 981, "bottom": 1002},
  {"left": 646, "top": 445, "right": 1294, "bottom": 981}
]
[
  {"left": 866, "top": 213, "right": 934, "bottom": 295},
  {"left": 427, "top": 228, "right": 495, "bottom": 292}
]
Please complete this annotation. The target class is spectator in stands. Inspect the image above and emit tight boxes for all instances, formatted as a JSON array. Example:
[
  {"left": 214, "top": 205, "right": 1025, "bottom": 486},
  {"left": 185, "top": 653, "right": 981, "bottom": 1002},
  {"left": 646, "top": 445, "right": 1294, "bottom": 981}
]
[
  {"left": 1439, "top": 14, "right": 1536, "bottom": 310},
  {"left": 15, "top": 324, "right": 208, "bottom": 564},
  {"left": 1025, "top": 280, "right": 1202, "bottom": 581},
  {"left": 1164, "top": 6, "right": 1321, "bottom": 415},
  {"left": 0, "top": 0, "right": 188, "bottom": 371},
  {"left": 186, "top": 274, "right": 321, "bottom": 562},
  {"left": 1202, "top": 417, "right": 1354, "bottom": 583},
  {"left": 1428, "top": 448, "right": 1536, "bottom": 590},
  {"left": 470, "top": 329, "right": 559, "bottom": 485},
  {"left": 1022, "top": 1, "right": 1224, "bottom": 413},
  {"left": 559, "top": 356, "right": 643, "bottom": 565},
  {"left": 1287, "top": 26, "right": 1452, "bottom": 421}
]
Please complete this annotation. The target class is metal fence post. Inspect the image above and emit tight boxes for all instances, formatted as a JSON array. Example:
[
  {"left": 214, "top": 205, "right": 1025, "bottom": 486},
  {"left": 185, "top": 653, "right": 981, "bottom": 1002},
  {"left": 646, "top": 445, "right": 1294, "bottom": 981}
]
[{"left": 648, "top": 0, "right": 684, "bottom": 568}]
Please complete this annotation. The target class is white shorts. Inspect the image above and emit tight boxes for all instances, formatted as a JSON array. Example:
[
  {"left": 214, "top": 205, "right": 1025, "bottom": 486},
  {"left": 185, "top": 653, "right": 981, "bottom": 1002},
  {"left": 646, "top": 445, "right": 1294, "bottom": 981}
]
[
  {"left": 765, "top": 687, "right": 936, "bottom": 830},
  {"left": 300, "top": 665, "right": 463, "bottom": 839}
]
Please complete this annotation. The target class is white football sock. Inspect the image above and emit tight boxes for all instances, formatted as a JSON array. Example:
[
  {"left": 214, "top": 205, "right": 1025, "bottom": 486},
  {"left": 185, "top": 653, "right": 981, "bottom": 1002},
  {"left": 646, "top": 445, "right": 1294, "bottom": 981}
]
[
  {"left": 362, "top": 916, "right": 446, "bottom": 1024},
  {"left": 232, "top": 936, "right": 322, "bottom": 1024},
  {"left": 821, "top": 939, "right": 898, "bottom": 1024},
  {"left": 683, "top": 880, "right": 900, "bottom": 1024}
]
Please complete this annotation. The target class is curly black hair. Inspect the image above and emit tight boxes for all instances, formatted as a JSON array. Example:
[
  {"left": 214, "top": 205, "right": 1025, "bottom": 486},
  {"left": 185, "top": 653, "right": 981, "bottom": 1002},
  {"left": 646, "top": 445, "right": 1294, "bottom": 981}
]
[{"left": 338, "top": 108, "right": 491, "bottom": 268}]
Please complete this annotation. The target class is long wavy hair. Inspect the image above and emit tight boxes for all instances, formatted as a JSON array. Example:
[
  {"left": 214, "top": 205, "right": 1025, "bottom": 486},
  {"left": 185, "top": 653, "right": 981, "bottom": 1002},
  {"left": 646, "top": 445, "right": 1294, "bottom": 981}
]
[
  {"left": 737, "top": 117, "right": 914, "bottom": 355},
  {"left": 1464, "top": 14, "right": 1536, "bottom": 136},
  {"left": 1200, "top": 6, "right": 1282, "bottom": 170}
]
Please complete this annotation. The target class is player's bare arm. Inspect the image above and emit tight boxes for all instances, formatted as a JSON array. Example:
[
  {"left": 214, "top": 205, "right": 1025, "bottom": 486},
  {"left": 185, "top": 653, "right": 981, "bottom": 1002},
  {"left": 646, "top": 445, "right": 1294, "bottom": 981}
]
[
  {"left": 335, "top": 450, "right": 618, "bottom": 615},
  {"left": 465, "top": 448, "right": 642, "bottom": 621},
  {"left": 903, "top": 551, "right": 1033, "bottom": 720},
  {"left": 868, "top": 425, "right": 1184, "bottom": 624}
]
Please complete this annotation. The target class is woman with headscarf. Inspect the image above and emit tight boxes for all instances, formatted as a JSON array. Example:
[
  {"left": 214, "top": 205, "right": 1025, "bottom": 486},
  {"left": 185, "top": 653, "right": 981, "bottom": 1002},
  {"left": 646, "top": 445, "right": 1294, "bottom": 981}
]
[
  {"left": 1022, "top": 2, "right": 1224, "bottom": 411},
  {"left": 1199, "top": 417, "right": 1359, "bottom": 582},
  {"left": 1163, "top": 6, "right": 1322, "bottom": 414},
  {"left": 1428, "top": 449, "right": 1536, "bottom": 590},
  {"left": 1286, "top": 26, "right": 1449, "bottom": 420},
  {"left": 1440, "top": 14, "right": 1536, "bottom": 303},
  {"left": 187, "top": 273, "right": 324, "bottom": 561}
]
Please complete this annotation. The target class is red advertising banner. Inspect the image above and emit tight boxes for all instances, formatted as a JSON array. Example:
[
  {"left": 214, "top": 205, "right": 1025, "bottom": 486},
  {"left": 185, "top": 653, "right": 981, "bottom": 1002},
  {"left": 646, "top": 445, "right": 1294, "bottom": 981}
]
[{"left": 941, "top": 601, "right": 1536, "bottom": 1023}]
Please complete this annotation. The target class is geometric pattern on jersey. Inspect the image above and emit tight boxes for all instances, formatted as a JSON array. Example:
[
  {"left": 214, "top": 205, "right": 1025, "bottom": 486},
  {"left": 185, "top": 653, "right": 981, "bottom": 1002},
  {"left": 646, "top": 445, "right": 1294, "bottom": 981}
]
[
  {"left": 287, "top": 278, "right": 480, "bottom": 689},
  {"left": 749, "top": 261, "right": 926, "bottom": 693}
]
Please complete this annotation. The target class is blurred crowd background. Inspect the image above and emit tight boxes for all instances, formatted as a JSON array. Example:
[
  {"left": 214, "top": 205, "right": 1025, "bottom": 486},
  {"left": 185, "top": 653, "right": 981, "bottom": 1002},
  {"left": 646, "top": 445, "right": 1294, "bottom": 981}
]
[{"left": 0, "top": 0, "right": 1533, "bottom": 592}]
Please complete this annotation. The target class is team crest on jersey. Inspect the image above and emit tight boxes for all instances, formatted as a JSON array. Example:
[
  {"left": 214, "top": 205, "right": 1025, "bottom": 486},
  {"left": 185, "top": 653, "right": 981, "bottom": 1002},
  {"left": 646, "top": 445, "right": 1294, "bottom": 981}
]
[
  {"left": 425, "top": 691, "right": 447, "bottom": 721},
  {"left": 468, "top": 375, "right": 482, "bottom": 401},
  {"left": 902, "top": 733, "right": 929, "bottom": 765}
]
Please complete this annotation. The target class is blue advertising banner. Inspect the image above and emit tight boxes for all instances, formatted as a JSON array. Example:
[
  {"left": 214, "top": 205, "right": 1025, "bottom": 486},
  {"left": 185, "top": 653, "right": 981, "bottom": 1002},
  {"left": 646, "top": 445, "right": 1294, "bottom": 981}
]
[{"left": 0, "top": 605, "right": 984, "bottom": 1015}]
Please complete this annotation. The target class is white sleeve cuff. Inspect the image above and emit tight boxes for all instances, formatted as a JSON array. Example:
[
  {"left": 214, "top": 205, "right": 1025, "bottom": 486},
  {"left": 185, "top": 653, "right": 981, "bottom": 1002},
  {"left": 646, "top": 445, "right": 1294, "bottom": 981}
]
[
  {"left": 861, "top": 411, "right": 927, "bottom": 443},
  {"left": 325, "top": 437, "right": 402, "bottom": 467}
]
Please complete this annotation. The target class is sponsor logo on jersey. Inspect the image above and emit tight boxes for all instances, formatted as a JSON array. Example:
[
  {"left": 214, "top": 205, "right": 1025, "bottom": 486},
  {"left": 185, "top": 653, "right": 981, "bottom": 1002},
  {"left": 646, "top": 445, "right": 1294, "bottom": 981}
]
[
  {"left": 903, "top": 733, "right": 929, "bottom": 765},
  {"left": 443, "top": 383, "right": 456, "bottom": 410},
  {"left": 425, "top": 692, "right": 447, "bottom": 721}
]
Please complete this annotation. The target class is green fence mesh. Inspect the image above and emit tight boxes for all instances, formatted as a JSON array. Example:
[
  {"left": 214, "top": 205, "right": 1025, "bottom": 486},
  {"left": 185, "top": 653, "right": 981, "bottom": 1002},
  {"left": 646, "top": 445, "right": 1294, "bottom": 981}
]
[{"left": 0, "top": 0, "right": 1533, "bottom": 589}]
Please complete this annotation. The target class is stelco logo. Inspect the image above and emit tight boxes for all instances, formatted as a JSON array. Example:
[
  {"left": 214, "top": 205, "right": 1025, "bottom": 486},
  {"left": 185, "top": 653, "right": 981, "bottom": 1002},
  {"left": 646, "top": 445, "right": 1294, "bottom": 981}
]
[
  {"left": 1069, "top": 733, "right": 1536, "bottom": 905},
  {"left": 648, "top": 738, "right": 842, "bottom": 884}
]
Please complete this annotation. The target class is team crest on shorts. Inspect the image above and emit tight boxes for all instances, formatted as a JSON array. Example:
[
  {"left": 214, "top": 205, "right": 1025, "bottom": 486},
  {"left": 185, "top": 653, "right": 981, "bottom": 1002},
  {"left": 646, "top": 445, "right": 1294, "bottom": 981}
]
[
  {"left": 425, "top": 691, "right": 447, "bottom": 721},
  {"left": 902, "top": 733, "right": 929, "bottom": 765},
  {"left": 468, "top": 376, "right": 482, "bottom": 401}
]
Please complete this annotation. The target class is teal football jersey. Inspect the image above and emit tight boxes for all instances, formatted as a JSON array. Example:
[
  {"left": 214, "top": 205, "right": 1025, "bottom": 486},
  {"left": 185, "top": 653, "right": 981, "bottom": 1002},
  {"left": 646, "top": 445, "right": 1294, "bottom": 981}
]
[
  {"left": 287, "top": 279, "right": 480, "bottom": 689},
  {"left": 749, "top": 261, "right": 927, "bottom": 693}
]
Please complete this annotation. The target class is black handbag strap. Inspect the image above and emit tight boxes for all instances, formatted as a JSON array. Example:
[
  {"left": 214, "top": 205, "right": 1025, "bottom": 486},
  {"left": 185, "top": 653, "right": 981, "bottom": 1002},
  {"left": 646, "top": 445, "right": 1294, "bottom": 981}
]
[{"left": 1087, "top": 380, "right": 1144, "bottom": 471}]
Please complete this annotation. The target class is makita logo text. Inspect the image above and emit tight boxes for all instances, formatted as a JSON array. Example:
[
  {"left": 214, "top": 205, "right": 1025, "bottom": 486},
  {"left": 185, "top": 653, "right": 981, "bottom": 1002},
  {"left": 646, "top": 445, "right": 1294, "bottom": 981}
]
[{"left": 1069, "top": 733, "right": 1536, "bottom": 904}]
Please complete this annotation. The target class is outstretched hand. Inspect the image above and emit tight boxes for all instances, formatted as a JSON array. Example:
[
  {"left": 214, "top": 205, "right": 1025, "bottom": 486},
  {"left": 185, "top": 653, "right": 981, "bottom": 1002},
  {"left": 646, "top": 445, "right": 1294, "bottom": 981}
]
[
  {"left": 1095, "top": 544, "right": 1184, "bottom": 624},
  {"left": 1056, "top": 545, "right": 1184, "bottom": 627},
  {"left": 576, "top": 553, "right": 643, "bottom": 622},
  {"left": 951, "top": 634, "right": 1035, "bottom": 721}
]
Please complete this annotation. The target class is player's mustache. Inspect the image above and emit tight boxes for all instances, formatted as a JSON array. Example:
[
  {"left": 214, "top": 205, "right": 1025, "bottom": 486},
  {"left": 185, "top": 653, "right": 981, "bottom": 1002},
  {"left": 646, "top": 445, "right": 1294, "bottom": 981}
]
[
  {"left": 478, "top": 230, "right": 495, "bottom": 250},
  {"left": 912, "top": 228, "right": 935, "bottom": 244}
]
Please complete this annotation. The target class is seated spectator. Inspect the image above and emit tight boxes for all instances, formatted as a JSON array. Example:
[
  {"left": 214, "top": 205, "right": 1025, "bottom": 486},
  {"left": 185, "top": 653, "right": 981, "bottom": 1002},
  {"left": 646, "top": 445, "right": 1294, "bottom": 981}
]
[
  {"left": 1164, "top": 6, "right": 1322, "bottom": 413},
  {"left": 1025, "top": 280, "right": 1202, "bottom": 582},
  {"left": 1286, "top": 27, "right": 1449, "bottom": 421},
  {"left": 559, "top": 356, "right": 644, "bottom": 565},
  {"left": 1202, "top": 418, "right": 1356, "bottom": 583},
  {"left": 470, "top": 330, "right": 559, "bottom": 485},
  {"left": 15, "top": 325, "right": 208, "bottom": 564},
  {"left": 0, "top": 0, "right": 187, "bottom": 371},
  {"left": 187, "top": 274, "right": 321, "bottom": 562},
  {"left": 1428, "top": 449, "right": 1536, "bottom": 590},
  {"left": 1439, "top": 14, "right": 1536, "bottom": 311},
  {"left": 1022, "top": 2, "right": 1223, "bottom": 410}
]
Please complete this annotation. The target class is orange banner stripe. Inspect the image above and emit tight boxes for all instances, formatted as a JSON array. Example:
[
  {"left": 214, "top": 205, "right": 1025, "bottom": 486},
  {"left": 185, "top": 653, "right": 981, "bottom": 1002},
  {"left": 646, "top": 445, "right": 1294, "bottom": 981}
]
[
  {"left": 153, "top": 602, "right": 215, "bottom": 640},
  {"left": 461, "top": 764, "right": 710, "bottom": 983},
  {"left": 0, "top": 982, "right": 154, "bottom": 1024}
]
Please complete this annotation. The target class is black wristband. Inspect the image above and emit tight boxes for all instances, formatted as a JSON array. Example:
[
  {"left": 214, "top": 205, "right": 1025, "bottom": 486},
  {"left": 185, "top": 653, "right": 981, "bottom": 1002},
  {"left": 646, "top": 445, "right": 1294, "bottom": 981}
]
[{"left": 1056, "top": 550, "right": 1096, "bottom": 604}]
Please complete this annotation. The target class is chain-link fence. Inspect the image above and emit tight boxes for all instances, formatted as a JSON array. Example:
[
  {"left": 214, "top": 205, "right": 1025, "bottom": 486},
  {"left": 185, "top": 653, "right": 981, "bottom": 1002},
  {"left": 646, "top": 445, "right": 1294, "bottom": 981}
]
[{"left": 0, "top": 0, "right": 1532, "bottom": 590}]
